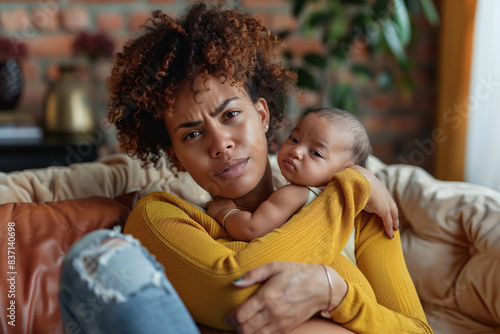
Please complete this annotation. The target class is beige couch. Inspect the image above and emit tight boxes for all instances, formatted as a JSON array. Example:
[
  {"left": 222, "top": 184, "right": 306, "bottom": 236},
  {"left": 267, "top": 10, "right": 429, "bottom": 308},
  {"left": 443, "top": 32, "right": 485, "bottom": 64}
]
[{"left": 0, "top": 153, "right": 499, "bottom": 333}]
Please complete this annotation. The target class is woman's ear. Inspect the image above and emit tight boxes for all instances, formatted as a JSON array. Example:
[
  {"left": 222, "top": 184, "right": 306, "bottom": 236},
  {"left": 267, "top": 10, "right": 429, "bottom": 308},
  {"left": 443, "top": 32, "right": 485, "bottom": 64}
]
[
  {"left": 165, "top": 146, "right": 186, "bottom": 172},
  {"left": 254, "top": 98, "right": 270, "bottom": 132}
]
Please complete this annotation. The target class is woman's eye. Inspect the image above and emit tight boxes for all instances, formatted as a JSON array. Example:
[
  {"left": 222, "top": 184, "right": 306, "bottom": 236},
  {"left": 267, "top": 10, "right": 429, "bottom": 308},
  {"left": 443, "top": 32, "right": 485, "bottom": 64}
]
[
  {"left": 223, "top": 110, "right": 240, "bottom": 120},
  {"left": 288, "top": 136, "right": 298, "bottom": 143},
  {"left": 183, "top": 130, "right": 201, "bottom": 141}
]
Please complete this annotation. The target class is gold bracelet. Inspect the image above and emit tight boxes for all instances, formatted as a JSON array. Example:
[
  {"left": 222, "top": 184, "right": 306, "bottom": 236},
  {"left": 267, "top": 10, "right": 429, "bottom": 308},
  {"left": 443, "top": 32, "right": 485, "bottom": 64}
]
[
  {"left": 320, "top": 264, "right": 333, "bottom": 319},
  {"left": 222, "top": 208, "right": 241, "bottom": 229}
]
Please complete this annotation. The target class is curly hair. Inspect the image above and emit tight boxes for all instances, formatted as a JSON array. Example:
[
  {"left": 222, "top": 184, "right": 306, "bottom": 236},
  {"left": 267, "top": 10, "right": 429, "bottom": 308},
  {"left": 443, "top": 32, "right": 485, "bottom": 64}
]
[{"left": 107, "top": 2, "right": 297, "bottom": 167}]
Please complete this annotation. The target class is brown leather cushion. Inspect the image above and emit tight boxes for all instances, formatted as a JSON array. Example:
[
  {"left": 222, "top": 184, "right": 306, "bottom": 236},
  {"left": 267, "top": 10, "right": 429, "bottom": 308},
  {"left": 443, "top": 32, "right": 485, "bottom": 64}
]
[{"left": 0, "top": 192, "right": 138, "bottom": 334}]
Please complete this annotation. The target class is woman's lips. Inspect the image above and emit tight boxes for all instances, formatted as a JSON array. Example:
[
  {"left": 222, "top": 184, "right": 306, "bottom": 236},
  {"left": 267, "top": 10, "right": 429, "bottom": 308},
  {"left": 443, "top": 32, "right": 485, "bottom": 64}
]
[{"left": 215, "top": 158, "right": 249, "bottom": 180}]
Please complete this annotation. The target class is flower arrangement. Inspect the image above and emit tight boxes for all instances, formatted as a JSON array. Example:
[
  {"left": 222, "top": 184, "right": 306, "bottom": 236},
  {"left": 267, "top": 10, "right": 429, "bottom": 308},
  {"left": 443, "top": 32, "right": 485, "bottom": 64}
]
[
  {"left": 72, "top": 32, "right": 115, "bottom": 64},
  {"left": 0, "top": 36, "right": 28, "bottom": 62}
]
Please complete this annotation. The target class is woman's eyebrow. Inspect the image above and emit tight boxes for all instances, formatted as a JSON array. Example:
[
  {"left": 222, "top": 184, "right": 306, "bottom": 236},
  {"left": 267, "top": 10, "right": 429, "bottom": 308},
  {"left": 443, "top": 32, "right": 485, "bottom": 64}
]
[
  {"left": 212, "top": 97, "right": 239, "bottom": 116},
  {"left": 174, "top": 97, "right": 239, "bottom": 133}
]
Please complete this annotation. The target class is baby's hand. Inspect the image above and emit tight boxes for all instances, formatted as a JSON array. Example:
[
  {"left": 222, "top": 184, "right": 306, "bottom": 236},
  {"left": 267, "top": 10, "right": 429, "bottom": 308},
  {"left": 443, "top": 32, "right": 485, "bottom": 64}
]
[{"left": 206, "top": 199, "right": 237, "bottom": 223}]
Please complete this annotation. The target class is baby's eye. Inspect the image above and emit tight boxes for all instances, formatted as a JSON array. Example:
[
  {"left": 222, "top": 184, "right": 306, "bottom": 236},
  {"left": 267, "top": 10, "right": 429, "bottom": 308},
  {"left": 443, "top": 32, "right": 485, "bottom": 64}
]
[
  {"left": 311, "top": 150, "right": 322, "bottom": 158},
  {"left": 288, "top": 136, "right": 298, "bottom": 143},
  {"left": 183, "top": 130, "right": 201, "bottom": 141}
]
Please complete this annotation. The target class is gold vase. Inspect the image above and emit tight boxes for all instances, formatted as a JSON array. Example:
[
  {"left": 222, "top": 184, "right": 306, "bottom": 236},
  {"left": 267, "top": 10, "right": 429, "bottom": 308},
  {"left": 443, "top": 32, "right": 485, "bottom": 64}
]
[{"left": 42, "top": 65, "right": 94, "bottom": 135}]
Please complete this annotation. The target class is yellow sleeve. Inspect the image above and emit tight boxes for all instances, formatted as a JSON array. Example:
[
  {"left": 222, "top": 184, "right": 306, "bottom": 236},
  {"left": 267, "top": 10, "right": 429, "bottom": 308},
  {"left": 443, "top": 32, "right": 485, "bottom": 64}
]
[
  {"left": 330, "top": 211, "right": 433, "bottom": 333},
  {"left": 123, "top": 168, "right": 369, "bottom": 330}
]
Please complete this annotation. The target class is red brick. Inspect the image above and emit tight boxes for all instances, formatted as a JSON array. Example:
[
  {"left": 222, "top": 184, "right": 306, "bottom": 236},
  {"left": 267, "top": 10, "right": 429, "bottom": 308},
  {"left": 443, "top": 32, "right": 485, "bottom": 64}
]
[
  {"left": 92, "top": 59, "right": 113, "bottom": 82},
  {"left": 17, "top": 82, "right": 48, "bottom": 123},
  {"left": 388, "top": 117, "right": 422, "bottom": 133},
  {"left": 282, "top": 35, "right": 324, "bottom": 58},
  {"left": 73, "top": 0, "right": 137, "bottom": 2},
  {"left": 46, "top": 63, "right": 61, "bottom": 82},
  {"left": 410, "top": 67, "right": 435, "bottom": 86},
  {"left": 348, "top": 37, "right": 370, "bottom": 63},
  {"left": 185, "top": 0, "right": 219, "bottom": 4},
  {"left": 31, "top": 7, "right": 60, "bottom": 31},
  {"left": 242, "top": 0, "right": 287, "bottom": 7},
  {"left": 268, "top": 12, "right": 297, "bottom": 33},
  {"left": 296, "top": 90, "right": 321, "bottom": 108},
  {"left": 60, "top": 7, "right": 90, "bottom": 32},
  {"left": 367, "top": 94, "right": 396, "bottom": 111},
  {"left": 412, "top": 91, "right": 436, "bottom": 111},
  {"left": 97, "top": 12, "right": 124, "bottom": 31},
  {"left": 0, "top": 8, "right": 30, "bottom": 31},
  {"left": 112, "top": 34, "right": 130, "bottom": 53},
  {"left": 410, "top": 39, "right": 436, "bottom": 63},
  {"left": 370, "top": 141, "right": 395, "bottom": 160},
  {"left": 20, "top": 59, "right": 39, "bottom": 81},
  {"left": 128, "top": 11, "right": 152, "bottom": 31},
  {"left": 148, "top": 0, "right": 176, "bottom": 3},
  {"left": 361, "top": 116, "right": 385, "bottom": 134},
  {"left": 27, "top": 34, "right": 74, "bottom": 57},
  {"left": 251, "top": 14, "right": 269, "bottom": 28}
]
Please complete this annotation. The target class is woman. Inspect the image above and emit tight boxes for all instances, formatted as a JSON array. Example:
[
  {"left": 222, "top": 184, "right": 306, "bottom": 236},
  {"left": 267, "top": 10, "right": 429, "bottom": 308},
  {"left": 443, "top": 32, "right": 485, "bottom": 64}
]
[{"left": 59, "top": 3, "right": 432, "bottom": 334}]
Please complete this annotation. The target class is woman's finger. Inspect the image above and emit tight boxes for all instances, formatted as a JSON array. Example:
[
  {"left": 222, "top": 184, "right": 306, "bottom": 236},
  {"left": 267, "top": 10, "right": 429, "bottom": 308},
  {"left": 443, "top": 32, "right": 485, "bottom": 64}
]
[
  {"left": 224, "top": 263, "right": 281, "bottom": 327},
  {"left": 232, "top": 262, "right": 280, "bottom": 288},
  {"left": 382, "top": 209, "right": 394, "bottom": 239}
]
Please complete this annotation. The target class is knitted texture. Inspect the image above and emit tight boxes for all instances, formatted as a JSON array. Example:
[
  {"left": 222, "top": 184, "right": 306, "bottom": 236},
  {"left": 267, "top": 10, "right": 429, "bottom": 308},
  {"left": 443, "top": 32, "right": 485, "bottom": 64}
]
[{"left": 124, "top": 169, "right": 432, "bottom": 332}]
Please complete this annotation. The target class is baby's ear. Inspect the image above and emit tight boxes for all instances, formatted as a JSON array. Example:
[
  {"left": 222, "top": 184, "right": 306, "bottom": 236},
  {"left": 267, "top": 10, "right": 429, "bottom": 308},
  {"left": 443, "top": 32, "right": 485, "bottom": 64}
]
[{"left": 165, "top": 146, "right": 186, "bottom": 172}]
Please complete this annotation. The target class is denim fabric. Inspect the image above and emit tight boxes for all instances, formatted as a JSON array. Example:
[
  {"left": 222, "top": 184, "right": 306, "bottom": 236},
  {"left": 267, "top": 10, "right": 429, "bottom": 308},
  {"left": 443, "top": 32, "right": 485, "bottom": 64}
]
[{"left": 59, "top": 228, "right": 201, "bottom": 334}]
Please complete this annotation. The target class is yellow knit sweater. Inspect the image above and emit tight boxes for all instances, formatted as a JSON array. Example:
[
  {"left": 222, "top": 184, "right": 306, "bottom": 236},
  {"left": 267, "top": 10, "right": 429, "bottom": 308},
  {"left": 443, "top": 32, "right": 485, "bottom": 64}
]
[{"left": 124, "top": 168, "right": 433, "bottom": 333}]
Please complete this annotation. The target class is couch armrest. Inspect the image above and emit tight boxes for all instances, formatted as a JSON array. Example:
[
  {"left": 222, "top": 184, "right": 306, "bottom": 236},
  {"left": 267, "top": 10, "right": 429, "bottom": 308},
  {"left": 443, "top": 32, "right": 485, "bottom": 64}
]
[{"left": 0, "top": 153, "right": 174, "bottom": 204}]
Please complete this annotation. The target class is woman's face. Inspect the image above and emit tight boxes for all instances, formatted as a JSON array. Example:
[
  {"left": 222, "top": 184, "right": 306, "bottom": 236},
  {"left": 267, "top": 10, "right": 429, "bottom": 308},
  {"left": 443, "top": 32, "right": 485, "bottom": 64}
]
[{"left": 164, "top": 75, "right": 270, "bottom": 199}]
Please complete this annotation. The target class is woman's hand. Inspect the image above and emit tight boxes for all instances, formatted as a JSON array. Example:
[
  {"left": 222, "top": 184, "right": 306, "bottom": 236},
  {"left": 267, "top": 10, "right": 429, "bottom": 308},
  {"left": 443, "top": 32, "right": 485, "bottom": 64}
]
[
  {"left": 206, "top": 199, "right": 237, "bottom": 223},
  {"left": 224, "top": 262, "right": 347, "bottom": 334},
  {"left": 348, "top": 164, "right": 399, "bottom": 238}
]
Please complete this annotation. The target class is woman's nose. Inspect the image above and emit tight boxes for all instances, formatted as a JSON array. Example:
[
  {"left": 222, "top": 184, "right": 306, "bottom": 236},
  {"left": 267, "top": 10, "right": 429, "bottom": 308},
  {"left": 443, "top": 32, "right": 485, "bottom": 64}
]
[{"left": 209, "top": 129, "right": 234, "bottom": 158}]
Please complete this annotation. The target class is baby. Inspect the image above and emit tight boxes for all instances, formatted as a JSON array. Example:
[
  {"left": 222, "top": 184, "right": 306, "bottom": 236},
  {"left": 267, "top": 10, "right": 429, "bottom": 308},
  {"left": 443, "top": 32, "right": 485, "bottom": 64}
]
[{"left": 206, "top": 107, "right": 371, "bottom": 264}]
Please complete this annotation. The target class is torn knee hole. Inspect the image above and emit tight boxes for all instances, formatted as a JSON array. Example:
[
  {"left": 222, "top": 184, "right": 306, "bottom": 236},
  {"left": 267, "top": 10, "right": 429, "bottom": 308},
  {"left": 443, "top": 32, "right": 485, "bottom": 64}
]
[{"left": 82, "top": 238, "right": 131, "bottom": 275}]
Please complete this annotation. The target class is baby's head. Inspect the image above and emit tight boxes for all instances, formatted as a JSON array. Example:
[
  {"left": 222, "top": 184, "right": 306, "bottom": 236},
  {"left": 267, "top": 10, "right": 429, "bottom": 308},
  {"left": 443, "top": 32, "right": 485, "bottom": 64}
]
[{"left": 278, "top": 107, "right": 371, "bottom": 187}]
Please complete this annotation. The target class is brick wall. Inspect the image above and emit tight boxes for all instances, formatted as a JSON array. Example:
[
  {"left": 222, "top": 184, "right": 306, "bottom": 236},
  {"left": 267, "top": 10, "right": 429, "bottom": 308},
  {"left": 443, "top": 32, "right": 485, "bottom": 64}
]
[{"left": 0, "top": 0, "right": 439, "bottom": 172}]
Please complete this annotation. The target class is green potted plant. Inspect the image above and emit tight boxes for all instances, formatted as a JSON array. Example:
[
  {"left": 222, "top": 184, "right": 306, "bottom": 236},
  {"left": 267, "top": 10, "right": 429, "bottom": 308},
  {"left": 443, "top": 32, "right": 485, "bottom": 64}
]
[
  {"left": 281, "top": 0, "right": 439, "bottom": 113},
  {"left": 0, "top": 36, "right": 28, "bottom": 110}
]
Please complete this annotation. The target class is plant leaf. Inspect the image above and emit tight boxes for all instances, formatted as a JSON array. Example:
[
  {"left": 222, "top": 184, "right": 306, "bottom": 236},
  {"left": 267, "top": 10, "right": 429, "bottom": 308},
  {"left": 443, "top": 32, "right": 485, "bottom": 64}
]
[
  {"left": 304, "top": 53, "right": 327, "bottom": 68},
  {"left": 293, "top": 0, "right": 308, "bottom": 18},
  {"left": 328, "top": 10, "right": 347, "bottom": 42},
  {"left": 373, "top": 0, "right": 390, "bottom": 13},
  {"left": 339, "top": 0, "right": 367, "bottom": 4},
  {"left": 381, "top": 19, "right": 408, "bottom": 65},
  {"left": 295, "top": 67, "right": 317, "bottom": 90},
  {"left": 331, "top": 83, "right": 356, "bottom": 112},
  {"left": 351, "top": 64, "right": 373, "bottom": 80},
  {"left": 393, "top": 0, "right": 411, "bottom": 45},
  {"left": 308, "top": 11, "right": 332, "bottom": 27},
  {"left": 418, "top": 0, "right": 440, "bottom": 26}
]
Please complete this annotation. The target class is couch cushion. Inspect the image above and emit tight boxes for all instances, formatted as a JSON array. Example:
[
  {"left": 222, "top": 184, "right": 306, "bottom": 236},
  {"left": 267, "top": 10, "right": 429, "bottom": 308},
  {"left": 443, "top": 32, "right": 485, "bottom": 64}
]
[
  {"left": 0, "top": 192, "right": 138, "bottom": 334},
  {"left": 374, "top": 164, "right": 500, "bottom": 333}
]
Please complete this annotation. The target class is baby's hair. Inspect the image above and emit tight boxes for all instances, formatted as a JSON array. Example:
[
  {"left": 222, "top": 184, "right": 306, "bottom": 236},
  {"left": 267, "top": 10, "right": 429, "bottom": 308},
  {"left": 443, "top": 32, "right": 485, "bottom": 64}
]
[{"left": 308, "top": 107, "right": 371, "bottom": 167}]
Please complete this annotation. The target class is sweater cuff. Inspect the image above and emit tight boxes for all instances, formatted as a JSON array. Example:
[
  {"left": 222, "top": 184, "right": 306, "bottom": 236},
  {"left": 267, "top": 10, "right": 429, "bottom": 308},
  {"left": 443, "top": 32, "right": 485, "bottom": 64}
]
[
  {"left": 330, "top": 167, "right": 369, "bottom": 185},
  {"left": 330, "top": 282, "right": 363, "bottom": 324}
]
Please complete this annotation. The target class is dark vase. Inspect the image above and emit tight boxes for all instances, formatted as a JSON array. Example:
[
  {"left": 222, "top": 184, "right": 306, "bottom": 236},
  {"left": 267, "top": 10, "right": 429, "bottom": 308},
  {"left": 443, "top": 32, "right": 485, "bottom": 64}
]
[{"left": 0, "top": 58, "right": 24, "bottom": 110}]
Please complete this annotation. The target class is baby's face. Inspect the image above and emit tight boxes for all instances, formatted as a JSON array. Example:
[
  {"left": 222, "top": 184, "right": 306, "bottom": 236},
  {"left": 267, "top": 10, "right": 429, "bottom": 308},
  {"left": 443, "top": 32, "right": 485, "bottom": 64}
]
[{"left": 277, "top": 113, "right": 354, "bottom": 187}]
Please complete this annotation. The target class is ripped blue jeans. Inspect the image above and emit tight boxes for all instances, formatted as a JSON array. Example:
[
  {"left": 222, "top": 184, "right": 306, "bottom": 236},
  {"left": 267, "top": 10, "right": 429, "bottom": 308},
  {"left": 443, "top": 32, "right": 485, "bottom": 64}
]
[{"left": 58, "top": 228, "right": 201, "bottom": 334}]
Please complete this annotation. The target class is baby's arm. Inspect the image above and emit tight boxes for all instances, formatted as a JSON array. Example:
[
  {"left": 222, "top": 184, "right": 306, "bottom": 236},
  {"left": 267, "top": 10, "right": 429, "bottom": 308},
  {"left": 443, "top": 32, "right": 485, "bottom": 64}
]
[{"left": 207, "top": 185, "right": 310, "bottom": 242}]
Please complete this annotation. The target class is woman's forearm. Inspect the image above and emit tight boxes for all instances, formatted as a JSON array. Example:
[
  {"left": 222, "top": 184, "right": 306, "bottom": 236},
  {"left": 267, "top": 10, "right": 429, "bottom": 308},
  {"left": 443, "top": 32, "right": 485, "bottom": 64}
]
[
  {"left": 124, "top": 169, "right": 370, "bottom": 330},
  {"left": 326, "top": 211, "right": 433, "bottom": 333}
]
